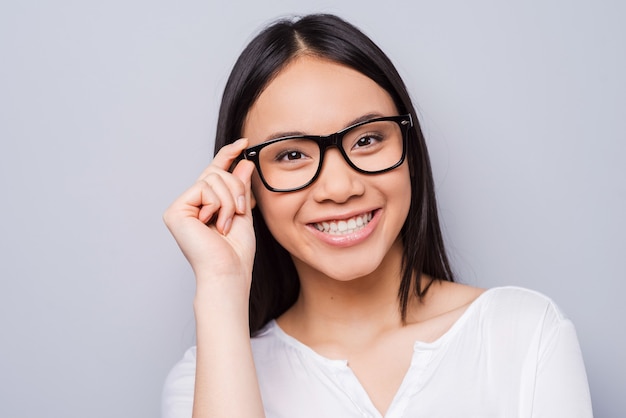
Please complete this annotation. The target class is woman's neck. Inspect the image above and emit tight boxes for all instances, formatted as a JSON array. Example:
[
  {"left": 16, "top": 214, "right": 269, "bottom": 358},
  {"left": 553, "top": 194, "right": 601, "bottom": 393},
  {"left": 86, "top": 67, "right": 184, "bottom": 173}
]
[{"left": 277, "top": 238, "right": 414, "bottom": 351}]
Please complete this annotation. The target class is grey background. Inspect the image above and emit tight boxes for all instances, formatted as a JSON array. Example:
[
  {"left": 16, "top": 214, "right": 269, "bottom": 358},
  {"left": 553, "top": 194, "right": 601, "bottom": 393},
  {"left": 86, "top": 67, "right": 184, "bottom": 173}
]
[{"left": 0, "top": 0, "right": 623, "bottom": 417}]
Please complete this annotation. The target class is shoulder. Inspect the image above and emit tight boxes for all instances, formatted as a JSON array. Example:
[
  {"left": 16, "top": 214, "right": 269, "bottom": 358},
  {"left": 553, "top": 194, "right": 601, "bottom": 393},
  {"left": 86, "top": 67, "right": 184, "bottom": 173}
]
[
  {"left": 468, "top": 286, "right": 573, "bottom": 348},
  {"left": 477, "top": 286, "right": 566, "bottom": 321},
  {"left": 422, "top": 282, "right": 571, "bottom": 343},
  {"left": 431, "top": 281, "right": 563, "bottom": 316},
  {"left": 424, "top": 282, "right": 568, "bottom": 339}
]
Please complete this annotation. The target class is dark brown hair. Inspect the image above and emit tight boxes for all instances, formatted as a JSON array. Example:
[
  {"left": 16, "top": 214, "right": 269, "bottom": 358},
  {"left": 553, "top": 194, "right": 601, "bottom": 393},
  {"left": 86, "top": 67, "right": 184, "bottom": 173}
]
[{"left": 213, "top": 14, "right": 454, "bottom": 334}]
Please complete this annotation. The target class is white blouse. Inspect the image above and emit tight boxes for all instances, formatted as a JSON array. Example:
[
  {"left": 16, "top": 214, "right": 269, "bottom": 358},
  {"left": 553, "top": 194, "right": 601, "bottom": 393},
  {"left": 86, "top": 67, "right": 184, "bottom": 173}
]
[{"left": 162, "top": 287, "right": 593, "bottom": 417}]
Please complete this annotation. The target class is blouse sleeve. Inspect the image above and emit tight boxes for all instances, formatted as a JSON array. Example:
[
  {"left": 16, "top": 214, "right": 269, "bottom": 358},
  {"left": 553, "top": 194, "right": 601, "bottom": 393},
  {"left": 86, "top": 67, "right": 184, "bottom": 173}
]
[
  {"left": 161, "top": 346, "right": 196, "bottom": 418},
  {"left": 531, "top": 303, "right": 593, "bottom": 418}
]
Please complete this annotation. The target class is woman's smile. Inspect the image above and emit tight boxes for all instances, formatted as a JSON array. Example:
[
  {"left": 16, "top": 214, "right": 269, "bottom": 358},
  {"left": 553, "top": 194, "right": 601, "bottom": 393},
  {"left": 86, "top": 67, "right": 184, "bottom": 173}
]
[
  {"left": 306, "top": 209, "right": 380, "bottom": 247},
  {"left": 311, "top": 210, "right": 374, "bottom": 235}
]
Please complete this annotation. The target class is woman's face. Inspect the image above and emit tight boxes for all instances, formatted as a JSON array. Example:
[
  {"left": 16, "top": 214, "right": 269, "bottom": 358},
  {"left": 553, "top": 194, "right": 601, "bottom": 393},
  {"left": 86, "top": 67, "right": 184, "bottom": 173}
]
[{"left": 242, "top": 56, "right": 412, "bottom": 281}]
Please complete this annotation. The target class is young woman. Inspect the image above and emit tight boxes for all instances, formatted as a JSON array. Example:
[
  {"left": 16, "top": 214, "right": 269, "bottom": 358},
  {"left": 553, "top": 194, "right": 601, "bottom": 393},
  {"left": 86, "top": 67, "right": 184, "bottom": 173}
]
[{"left": 162, "top": 14, "right": 592, "bottom": 418}]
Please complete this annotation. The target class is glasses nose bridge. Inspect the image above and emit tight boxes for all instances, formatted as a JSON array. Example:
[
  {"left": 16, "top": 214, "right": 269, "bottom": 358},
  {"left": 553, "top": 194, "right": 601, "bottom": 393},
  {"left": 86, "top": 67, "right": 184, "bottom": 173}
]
[{"left": 318, "top": 131, "right": 348, "bottom": 162}]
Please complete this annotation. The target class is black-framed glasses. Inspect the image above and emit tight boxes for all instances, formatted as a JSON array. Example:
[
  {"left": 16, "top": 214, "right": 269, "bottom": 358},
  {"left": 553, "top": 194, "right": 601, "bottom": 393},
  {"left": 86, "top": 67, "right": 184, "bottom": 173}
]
[{"left": 240, "top": 114, "right": 413, "bottom": 192}]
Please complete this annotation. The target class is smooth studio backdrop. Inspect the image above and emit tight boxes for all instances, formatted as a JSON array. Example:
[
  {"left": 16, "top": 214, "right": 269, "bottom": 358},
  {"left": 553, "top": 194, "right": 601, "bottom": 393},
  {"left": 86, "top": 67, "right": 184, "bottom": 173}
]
[{"left": 1, "top": 1, "right": 624, "bottom": 417}]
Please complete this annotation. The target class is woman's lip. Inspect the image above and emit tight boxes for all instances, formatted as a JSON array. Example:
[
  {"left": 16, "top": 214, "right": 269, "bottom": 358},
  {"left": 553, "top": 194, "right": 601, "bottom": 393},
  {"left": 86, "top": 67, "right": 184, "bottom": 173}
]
[{"left": 306, "top": 209, "right": 381, "bottom": 248}]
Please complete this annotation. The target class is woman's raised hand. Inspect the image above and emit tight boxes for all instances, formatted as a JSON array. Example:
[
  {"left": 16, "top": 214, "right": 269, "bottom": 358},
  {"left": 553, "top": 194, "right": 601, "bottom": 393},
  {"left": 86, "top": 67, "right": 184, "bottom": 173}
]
[
  {"left": 163, "top": 138, "right": 256, "bottom": 287},
  {"left": 165, "top": 139, "right": 266, "bottom": 418}
]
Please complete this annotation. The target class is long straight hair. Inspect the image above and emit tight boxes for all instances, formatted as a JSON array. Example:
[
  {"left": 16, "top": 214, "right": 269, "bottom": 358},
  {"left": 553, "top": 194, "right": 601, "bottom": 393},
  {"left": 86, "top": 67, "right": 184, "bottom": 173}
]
[{"left": 213, "top": 14, "right": 454, "bottom": 334}]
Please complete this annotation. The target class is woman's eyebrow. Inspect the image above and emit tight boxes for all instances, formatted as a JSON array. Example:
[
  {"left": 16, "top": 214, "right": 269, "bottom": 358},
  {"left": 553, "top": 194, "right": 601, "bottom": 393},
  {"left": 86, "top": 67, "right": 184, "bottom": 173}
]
[
  {"left": 262, "top": 112, "right": 386, "bottom": 142},
  {"left": 344, "top": 112, "right": 384, "bottom": 128},
  {"left": 264, "top": 130, "right": 305, "bottom": 142}
]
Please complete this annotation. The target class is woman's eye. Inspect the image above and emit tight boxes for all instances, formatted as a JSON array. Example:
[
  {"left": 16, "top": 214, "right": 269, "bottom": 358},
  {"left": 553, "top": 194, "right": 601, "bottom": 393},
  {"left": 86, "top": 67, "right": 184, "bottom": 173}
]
[
  {"left": 277, "top": 150, "right": 306, "bottom": 161},
  {"left": 357, "top": 137, "right": 372, "bottom": 147},
  {"left": 355, "top": 135, "right": 382, "bottom": 148}
]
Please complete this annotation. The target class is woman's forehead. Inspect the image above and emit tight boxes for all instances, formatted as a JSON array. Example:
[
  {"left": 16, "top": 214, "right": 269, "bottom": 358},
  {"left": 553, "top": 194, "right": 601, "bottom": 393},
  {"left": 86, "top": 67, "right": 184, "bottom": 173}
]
[{"left": 242, "top": 56, "right": 397, "bottom": 145}]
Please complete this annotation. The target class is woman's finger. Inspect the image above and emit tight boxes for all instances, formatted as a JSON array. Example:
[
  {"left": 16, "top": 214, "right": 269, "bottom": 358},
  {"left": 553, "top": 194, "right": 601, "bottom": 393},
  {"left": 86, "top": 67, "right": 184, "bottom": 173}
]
[
  {"left": 164, "top": 179, "right": 220, "bottom": 228},
  {"left": 165, "top": 139, "right": 254, "bottom": 236},
  {"left": 198, "top": 173, "right": 238, "bottom": 234},
  {"left": 230, "top": 159, "right": 256, "bottom": 214},
  {"left": 196, "top": 138, "right": 249, "bottom": 180}
]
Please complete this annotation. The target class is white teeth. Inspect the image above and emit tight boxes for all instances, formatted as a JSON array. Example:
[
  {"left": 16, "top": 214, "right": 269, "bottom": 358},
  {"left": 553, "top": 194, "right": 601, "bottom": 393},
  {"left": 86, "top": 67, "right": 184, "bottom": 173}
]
[{"left": 313, "top": 212, "right": 373, "bottom": 235}]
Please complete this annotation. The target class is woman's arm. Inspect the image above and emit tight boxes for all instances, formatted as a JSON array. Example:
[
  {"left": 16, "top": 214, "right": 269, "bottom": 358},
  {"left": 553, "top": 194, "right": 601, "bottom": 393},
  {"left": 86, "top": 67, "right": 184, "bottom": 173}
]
[
  {"left": 192, "top": 279, "right": 264, "bottom": 418},
  {"left": 163, "top": 138, "right": 265, "bottom": 418}
]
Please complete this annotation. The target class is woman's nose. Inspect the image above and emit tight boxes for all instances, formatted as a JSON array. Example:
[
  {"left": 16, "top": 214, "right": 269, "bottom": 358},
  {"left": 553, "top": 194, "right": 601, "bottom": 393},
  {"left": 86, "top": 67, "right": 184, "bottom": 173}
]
[{"left": 311, "top": 148, "right": 365, "bottom": 203}]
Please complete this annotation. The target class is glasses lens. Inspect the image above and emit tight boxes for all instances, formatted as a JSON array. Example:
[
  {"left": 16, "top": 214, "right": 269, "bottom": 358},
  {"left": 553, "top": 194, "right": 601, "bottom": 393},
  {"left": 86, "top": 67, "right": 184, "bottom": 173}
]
[
  {"left": 341, "top": 120, "right": 404, "bottom": 172},
  {"left": 255, "top": 119, "right": 405, "bottom": 191},
  {"left": 256, "top": 138, "right": 321, "bottom": 191}
]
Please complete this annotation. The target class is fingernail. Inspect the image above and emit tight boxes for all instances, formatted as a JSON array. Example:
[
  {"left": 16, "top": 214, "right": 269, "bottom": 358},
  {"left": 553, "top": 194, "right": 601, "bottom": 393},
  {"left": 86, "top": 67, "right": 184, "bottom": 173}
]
[
  {"left": 236, "top": 195, "right": 245, "bottom": 213},
  {"left": 222, "top": 217, "right": 232, "bottom": 235},
  {"left": 233, "top": 138, "right": 247, "bottom": 147}
]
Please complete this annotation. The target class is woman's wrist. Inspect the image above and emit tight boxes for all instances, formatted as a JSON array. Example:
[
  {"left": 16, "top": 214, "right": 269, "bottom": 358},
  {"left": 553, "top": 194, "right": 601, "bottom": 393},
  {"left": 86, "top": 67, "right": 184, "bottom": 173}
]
[{"left": 193, "top": 276, "right": 251, "bottom": 318}]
